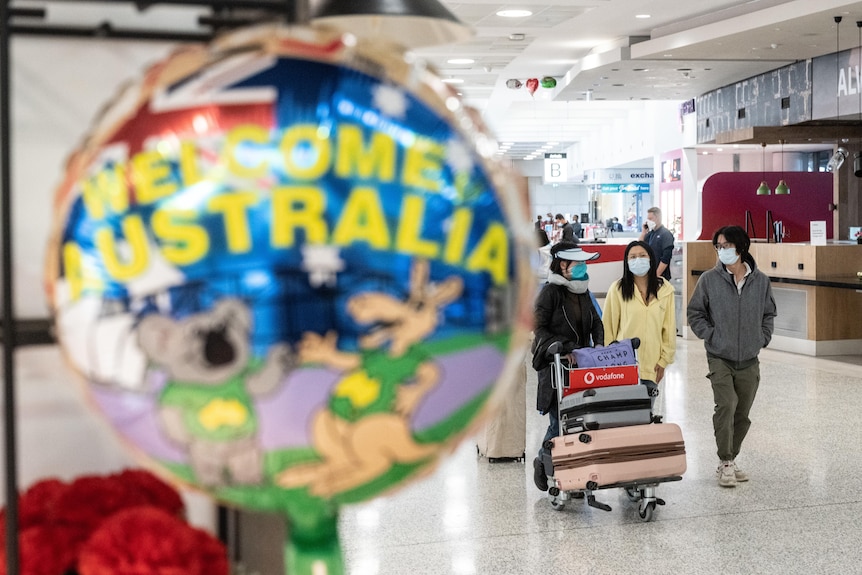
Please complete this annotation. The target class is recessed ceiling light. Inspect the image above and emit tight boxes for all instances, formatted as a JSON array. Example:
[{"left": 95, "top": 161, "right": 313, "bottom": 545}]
[
  {"left": 442, "top": 78, "right": 464, "bottom": 84},
  {"left": 717, "top": 148, "right": 723, "bottom": 152},
  {"left": 508, "top": 33, "right": 526, "bottom": 41},
  {"left": 497, "top": 9, "right": 532, "bottom": 18},
  {"left": 635, "top": 14, "right": 651, "bottom": 19},
  {"left": 447, "top": 58, "right": 475, "bottom": 65},
  {"left": 702, "top": 151, "right": 709, "bottom": 155}
]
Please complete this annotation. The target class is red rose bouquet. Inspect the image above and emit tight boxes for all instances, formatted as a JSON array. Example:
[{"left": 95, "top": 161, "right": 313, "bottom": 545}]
[
  {"left": 0, "top": 469, "right": 227, "bottom": 575},
  {"left": 77, "top": 507, "right": 229, "bottom": 575}
]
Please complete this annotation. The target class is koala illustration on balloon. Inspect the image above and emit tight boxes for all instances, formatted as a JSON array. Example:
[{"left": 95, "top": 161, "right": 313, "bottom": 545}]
[
  {"left": 137, "top": 298, "right": 294, "bottom": 487},
  {"left": 277, "top": 259, "right": 463, "bottom": 497}
]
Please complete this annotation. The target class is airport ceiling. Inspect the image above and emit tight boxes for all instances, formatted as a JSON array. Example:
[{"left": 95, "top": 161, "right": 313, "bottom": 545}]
[
  {"left": 8, "top": 0, "right": 862, "bottom": 161},
  {"left": 421, "top": 0, "right": 862, "bottom": 160}
]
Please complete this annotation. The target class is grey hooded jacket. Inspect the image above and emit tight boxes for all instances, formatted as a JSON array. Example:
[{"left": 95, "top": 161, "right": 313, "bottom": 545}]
[{"left": 687, "top": 255, "right": 777, "bottom": 364}]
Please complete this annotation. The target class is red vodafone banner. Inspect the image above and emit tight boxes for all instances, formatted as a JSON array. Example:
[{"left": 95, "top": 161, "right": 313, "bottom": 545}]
[{"left": 565, "top": 365, "right": 640, "bottom": 396}]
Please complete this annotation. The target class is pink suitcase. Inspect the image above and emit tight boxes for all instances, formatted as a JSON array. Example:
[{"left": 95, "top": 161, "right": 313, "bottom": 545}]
[{"left": 550, "top": 423, "right": 686, "bottom": 491}]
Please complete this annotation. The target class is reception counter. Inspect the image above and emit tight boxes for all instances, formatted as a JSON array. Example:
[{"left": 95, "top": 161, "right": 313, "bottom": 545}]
[{"left": 683, "top": 241, "right": 862, "bottom": 356}]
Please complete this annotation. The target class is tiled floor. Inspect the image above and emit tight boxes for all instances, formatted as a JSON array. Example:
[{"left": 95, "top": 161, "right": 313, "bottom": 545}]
[
  {"left": 4, "top": 341, "right": 862, "bottom": 574},
  {"left": 337, "top": 338, "right": 862, "bottom": 575}
]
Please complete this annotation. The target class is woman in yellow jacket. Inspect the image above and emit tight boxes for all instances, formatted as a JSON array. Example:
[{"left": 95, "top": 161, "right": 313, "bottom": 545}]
[{"left": 602, "top": 241, "right": 676, "bottom": 401}]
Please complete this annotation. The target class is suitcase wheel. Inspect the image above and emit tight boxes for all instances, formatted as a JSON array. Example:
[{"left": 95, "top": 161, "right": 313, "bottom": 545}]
[
  {"left": 578, "top": 433, "right": 592, "bottom": 444},
  {"left": 583, "top": 389, "right": 596, "bottom": 397},
  {"left": 586, "top": 480, "right": 599, "bottom": 490},
  {"left": 638, "top": 501, "right": 656, "bottom": 522}
]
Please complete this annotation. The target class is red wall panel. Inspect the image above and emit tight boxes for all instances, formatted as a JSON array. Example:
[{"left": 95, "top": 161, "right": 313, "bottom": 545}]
[{"left": 699, "top": 171, "right": 833, "bottom": 242}]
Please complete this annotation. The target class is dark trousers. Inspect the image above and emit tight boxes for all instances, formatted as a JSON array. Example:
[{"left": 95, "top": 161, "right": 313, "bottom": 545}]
[
  {"left": 539, "top": 408, "right": 560, "bottom": 457},
  {"left": 707, "top": 356, "right": 760, "bottom": 461}
]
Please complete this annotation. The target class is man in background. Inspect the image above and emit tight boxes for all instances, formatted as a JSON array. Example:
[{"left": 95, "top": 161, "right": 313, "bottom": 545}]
[
  {"left": 639, "top": 207, "right": 674, "bottom": 280},
  {"left": 554, "top": 213, "right": 576, "bottom": 244},
  {"left": 571, "top": 214, "right": 583, "bottom": 239}
]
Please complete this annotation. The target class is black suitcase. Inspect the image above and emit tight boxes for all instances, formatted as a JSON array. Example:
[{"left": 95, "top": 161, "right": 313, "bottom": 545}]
[{"left": 559, "top": 384, "right": 652, "bottom": 434}]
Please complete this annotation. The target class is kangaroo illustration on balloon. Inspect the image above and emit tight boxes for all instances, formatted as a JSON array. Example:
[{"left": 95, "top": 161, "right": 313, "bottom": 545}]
[{"left": 277, "top": 259, "right": 464, "bottom": 497}]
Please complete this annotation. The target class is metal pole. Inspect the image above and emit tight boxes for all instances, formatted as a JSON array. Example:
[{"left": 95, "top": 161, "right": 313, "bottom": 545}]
[{"left": 0, "top": 0, "right": 20, "bottom": 572}]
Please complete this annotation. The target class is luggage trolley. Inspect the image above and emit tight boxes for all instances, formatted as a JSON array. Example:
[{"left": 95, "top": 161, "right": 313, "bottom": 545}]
[{"left": 540, "top": 340, "right": 685, "bottom": 522}]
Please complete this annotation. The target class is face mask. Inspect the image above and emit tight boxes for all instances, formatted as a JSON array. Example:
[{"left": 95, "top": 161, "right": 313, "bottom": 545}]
[
  {"left": 718, "top": 247, "right": 740, "bottom": 266},
  {"left": 627, "top": 257, "right": 651, "bottom": 277},
  {"left": 570, "top": 261, "right": 588, "bottom": 281},
  {"left": 646, "top": 220, "right": 657, "bottom": 231}
]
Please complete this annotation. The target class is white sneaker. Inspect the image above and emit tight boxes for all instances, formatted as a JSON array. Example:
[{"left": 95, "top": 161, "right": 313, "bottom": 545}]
[
  {"left": 717, "top": 461, "right": 737, "bottom": 487},
  {"left": 732, "top": 461, "right": 749, "bottom": 482}
]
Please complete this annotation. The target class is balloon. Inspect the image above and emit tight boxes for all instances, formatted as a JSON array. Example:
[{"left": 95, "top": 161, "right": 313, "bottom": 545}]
[
  {"left": 506, "top": 78, "right": 522, "bottom": 89},
  {"left": 541, "top": 76, "right": 557, "bottom": 89},
  {"left": 45, "top": 24, "right": 532, "bottom": 574},
  {"left": 526, "top": 78, "right": 539, "bottom": 95}
]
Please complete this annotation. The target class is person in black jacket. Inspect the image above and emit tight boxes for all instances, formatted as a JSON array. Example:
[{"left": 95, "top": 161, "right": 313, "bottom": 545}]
[
  {"left": 531, "top": 241, "right": 603, "bottom": 491},
  {"left": 554, "top": 213, "right": 577, "bottom": 244},
  {"left": 638, "top": 206, "right": 674, "bottom": 280}
]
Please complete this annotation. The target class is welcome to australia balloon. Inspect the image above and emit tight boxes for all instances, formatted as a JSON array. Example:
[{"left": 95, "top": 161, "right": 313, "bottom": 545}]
[{"left": 44, "top": 25, "right": 533, "bottom": 573}]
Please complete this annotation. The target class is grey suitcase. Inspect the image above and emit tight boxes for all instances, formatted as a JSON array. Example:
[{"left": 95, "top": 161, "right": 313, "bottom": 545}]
[{"left": 560, "top": 384, "right": 652, "bottom": 434}]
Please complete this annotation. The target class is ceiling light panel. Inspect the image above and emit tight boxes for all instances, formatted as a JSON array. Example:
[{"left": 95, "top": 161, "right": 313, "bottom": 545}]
[
  {"left": 449, "top": 5, "right": 587, "bottom": 28},
  {"left": 496, "top": 9, "right": 533, "bottom": 18}
]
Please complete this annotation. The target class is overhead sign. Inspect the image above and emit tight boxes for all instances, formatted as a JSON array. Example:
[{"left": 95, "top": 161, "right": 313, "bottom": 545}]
[
  {"left": 600, "top": 183, "right": 651, "bottom": 194},
  {"left": 812, "top": 50, "right": 862, "bottom": 120},
  {"left": 584, "top": 169, "right": 654, "bottom": 185},
  {"left": 544, "top": 152, "right": 567, "bottom": 183}
]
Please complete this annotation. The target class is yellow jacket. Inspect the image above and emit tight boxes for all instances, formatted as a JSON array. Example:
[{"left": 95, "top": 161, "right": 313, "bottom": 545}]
[{"left": 602, "top": 278, "right": 676, "bottom": 382}]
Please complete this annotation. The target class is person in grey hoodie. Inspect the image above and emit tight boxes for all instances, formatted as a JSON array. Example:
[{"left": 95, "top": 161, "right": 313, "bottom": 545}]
[{"left": 687, "top": 225, "right": 776, "bottom": 488}]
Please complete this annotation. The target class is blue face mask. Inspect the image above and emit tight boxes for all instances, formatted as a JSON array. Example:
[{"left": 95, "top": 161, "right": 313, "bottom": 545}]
[
  {"left": 627, "top": 257, "right": 651, "bottom": 277},
  {"left": 570, "top": 261, "right": 589, "bottom": 281},
  {"left": 718, "top": 247, "right": 740, "bottom": 266}
]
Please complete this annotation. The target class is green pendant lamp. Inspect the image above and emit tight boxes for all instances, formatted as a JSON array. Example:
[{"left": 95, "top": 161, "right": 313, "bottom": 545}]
[
  {"left": 756, "top": 142, "right": 771, "bottom": 195},
  {"left": 775, "top": 139, "right": 790, "bottom": 194}
]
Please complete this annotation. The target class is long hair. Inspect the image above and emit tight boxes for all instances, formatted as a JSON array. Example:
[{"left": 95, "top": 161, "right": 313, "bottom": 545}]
[
  {"left": 535, "top": 226, "right": 550, "bottom": 247},
  {"left": 712, "top": 225, "right": 754, "bottom": 266},
  {"left": 619, "top": 241, "right": 660, "bottom": 301}
]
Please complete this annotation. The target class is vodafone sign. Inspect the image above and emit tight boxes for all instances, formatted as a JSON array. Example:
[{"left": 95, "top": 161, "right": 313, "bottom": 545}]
[{"left": 566, "top": 365, "right": 640, "bottom": 396}]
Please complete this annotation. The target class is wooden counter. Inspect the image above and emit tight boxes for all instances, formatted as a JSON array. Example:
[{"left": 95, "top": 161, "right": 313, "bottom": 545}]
[{"left": 683, "top": 241, "right": 862, "bottom": 356}]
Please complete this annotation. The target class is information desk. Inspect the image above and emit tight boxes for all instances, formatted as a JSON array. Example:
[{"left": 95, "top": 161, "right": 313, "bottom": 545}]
[{"left": 683, "top": 241, "right": 862, "bottom": 356}]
